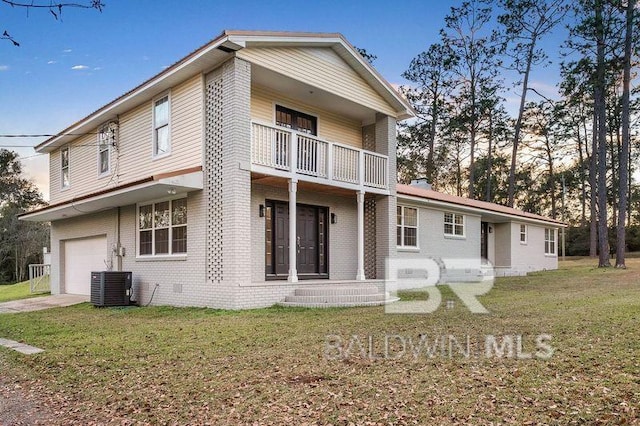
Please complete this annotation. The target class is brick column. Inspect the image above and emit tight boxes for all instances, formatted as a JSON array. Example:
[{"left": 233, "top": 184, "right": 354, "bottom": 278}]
[
  {"left": 375, "top": 113, "right": 397, "bottom": 281},
  {"left": 204, "top": 57, "right": 252, "bottom": 309}
]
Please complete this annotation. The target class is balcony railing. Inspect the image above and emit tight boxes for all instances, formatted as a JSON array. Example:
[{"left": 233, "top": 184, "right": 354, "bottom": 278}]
[{"left": 251, "top": 122, "right": 388, "bottom": 190}]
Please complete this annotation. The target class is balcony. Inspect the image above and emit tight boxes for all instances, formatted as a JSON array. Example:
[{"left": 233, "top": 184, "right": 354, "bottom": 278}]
[{"left": 250, "top": 122, "right": 389, "bottom": 193}]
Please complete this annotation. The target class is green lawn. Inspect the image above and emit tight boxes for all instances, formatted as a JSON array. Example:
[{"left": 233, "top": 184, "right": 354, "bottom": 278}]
[
  {"left": 0, "top": 258, "right": 639, "bottom": 424},
  {"left": 0, "top": 279, "right": 50, "bottom": 303}
]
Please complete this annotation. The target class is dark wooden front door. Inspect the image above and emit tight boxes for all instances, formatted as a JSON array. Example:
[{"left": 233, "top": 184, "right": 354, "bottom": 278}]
[
  {"left": 481, "top": 222, "right": 489, "bottom": 260},
  {"left": 266, "top": 201, "right": 328, "bottom": 279},
  {"left": 297, "top": 205, "right": 317, "bottom": 274},
  {"left": 274, "top": 202, "right": 289, "bottom": 276}
]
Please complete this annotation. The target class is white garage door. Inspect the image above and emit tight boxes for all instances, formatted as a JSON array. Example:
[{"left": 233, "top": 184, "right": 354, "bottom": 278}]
[{"left": 64, "top": 236, "right": 107, "bottom": 295}]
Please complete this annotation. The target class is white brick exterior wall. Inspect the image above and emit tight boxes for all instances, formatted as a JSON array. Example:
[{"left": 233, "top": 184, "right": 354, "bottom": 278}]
[
  {"left": 395, "top": 202, "right": 483, "bottom": 282},
  {"left": 394, "top": 198, "right": 559, "bottom": 279},
  {"left": 250, "top": 184, "right": 359, "bottom": 283},
  {"left": 120, "top": 192, "right": 209, "bottom": 307},
  {"left": 50, "top": 191, "right": 210, "bottom": 306},
  {"left": 507, "top": 223, "right": 558, "bottom": 275},
  {"left": 494, "top": 222, "right": 511, "bottom": 268}
]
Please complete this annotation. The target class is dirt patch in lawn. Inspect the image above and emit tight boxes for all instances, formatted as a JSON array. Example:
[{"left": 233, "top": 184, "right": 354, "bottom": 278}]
[{"left": 0, "top": 376, "right": 55, "bottom": 425}]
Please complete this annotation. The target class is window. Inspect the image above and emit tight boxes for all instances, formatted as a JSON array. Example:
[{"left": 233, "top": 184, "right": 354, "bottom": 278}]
[
  {"left": 520, "top": 224, "right": 527, "bottom": 244},
  {"left": 397, "top": 206, "right": 418, "bottom": 248},
  {"left": 275, "top": 105, "right": 317, "bottom": 135},
  {"left": 444, "top": 212, "right": 464, "bottom": 237},
  {"left": 61, "top": 147, "right": 70, "bottom": 188},
  {"left": 153, "top": 94, "right": 170, "bottom": 157},
  {"left": 97, "top": 123, "right": 112, "bottom": 175},
  {"left": 545, "top": 228, "right": 556, "bottom": 255},
  {"left": 138, "top": 198, "right": 187, "bottom": 256}
]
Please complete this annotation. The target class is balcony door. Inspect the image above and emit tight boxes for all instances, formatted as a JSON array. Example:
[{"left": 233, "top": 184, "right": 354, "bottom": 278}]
[
  {"left": 276, "top": 105, "right": 322, "bottom": 176},
  {"left": 275, "top": 105, "right": 317, "bottom": 135},
  {"left": 265, "top": 200, "right": 328, "bottom": 279}
]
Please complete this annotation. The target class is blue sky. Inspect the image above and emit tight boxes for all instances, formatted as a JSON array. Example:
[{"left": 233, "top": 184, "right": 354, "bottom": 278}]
[{"left": 0, "top": 0, "right": 568, "bottom": 200}]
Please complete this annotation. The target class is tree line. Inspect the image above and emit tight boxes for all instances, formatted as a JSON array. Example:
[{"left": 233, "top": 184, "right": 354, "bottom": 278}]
[
  {"left": 397, "top": 0, "right": 638, "bottom": 267},
  {"left": 0, "top": 149, "right": 49, "bottom": 283}
]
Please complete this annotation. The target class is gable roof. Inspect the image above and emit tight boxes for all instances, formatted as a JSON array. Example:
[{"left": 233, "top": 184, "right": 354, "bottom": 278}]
[
  {"left": 396, "top": 184, "right": 566, "bottom": 226},
  {"left": 35, "top": 30, "right": 414, "bottom": 153}
]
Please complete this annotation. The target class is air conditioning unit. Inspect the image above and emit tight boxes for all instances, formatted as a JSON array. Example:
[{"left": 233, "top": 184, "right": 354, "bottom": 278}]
[{"left": 91, "top": 271, "right": 132, "bottom": 307}]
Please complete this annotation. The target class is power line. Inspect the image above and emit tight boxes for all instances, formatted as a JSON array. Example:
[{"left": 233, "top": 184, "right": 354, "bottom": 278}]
[
  {"left": 1, "top": 143, "right": 104, "bottom": 148},
  {"left": 0, "top": 132, "right": 103, "bottom": 149},
  {"left": 0, "top": 132, "right": 99, "bottom": 138},
  {"left": 20, "top": 153, "right": 47, "bottom": 159}
]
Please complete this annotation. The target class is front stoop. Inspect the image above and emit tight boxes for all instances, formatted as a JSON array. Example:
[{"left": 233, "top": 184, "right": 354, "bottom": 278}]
[{"left": 279, "top": 284, "right": 399, "bottom": 308}]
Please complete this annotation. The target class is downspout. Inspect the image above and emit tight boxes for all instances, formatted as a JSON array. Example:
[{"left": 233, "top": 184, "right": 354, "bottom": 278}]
[{"left": 116, "top": 206, "right": 122, "bottom": 271}]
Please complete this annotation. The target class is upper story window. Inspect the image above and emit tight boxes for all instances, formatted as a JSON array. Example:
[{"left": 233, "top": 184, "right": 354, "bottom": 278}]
[
  {"left": 444, "top": 212, "right": 464, "bottom": 237},
  {"left": 397, "top": 205, "right": 418, "bottom": 248},
  {"left": 138, "top": 198, "right": 187, "bottom": 256},
  {"left": 61, "top": 146, "right": 70, "bottom": 188},
  {"left": 153, "top": 93, "right": 171, "bottom": 157},
  {"left": 545, "top": 228, "right": 556, "bottom": 255},
  {"left": 97, "top": 122, "right": 115, "bottom": 176},
  {"left": 520, "top": 224, "right": 527, "bottom": 244},
  {"left": 276, "top": 105, "right": 317, "bottom": 135}
]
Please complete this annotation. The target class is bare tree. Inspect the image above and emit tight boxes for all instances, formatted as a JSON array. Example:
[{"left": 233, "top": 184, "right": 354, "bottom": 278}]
[
  {"left": 1, "top": 0, "right": 104, "bottom": 45},
  {"left": 402, "top": 43, "right": 456, "bottom": 185},
  {"left": 497, "top": 0, "right": 569, "bottom": 207},
  {"left": 441, "top": 0, "right": 500, "bottom": 199},
  {"left": 522, "top": 100, "right": 567, "bottom": 219}
]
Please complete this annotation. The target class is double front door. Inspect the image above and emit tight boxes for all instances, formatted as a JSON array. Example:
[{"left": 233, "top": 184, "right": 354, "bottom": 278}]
[{"left": 265, "top": 200, "right": 328, "bottom": 279}]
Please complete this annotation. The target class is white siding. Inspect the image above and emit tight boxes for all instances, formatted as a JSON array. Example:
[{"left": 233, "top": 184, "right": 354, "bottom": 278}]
[
  {"left": 238, "top": 46, "right": 397, "bottom": 117},
  {"left": 49, "top": 74, "right": 204, "bottom": 204},
  {"left": 251, "top": 84, "right": 363, "bottom": 148}
]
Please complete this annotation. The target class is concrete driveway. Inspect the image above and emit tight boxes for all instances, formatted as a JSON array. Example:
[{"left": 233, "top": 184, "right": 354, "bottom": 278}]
[{"left": 0, "top": 294, "right": 88, "bottom": 314}]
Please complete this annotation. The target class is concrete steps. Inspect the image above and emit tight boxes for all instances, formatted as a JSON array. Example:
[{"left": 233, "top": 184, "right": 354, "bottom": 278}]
[{"left": 279, "top": 284, "right": 399, "bottom": 308}]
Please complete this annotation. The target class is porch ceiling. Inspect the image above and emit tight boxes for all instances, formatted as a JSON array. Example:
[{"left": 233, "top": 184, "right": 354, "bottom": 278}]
[
  {"left": 251, "top": 173, "right": 359, "bottom": 198},
  {"left": 252, "top": 64, "right": 377, "bottom": 124},
  {"left": 20, "top": 169, "right": 203, "bottom": 222},
  {"left": 480, "top": 213, "right": 512, "bottom": 224}
]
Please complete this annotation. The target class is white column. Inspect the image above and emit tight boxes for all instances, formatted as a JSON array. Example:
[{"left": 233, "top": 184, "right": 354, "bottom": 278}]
[
  {"left": 358, "top": 149, "right": 365, "bottom": 186},
  {"left": 327, "top": 142, "right": 334, "bottom": 183},
  {"left": 288, "top": 178, "right": 298, "bottom": 283},
  {"left": 290, "top": 132, "right": 298, "bottom": 174},
  {"left": 356, "top": 190, "right": 366, "bottom": 281}
]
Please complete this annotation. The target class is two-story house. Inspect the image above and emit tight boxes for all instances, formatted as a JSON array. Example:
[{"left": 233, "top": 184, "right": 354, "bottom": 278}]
[{"left": 21, "top": 30, "right": 563, "bottom": 309}]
